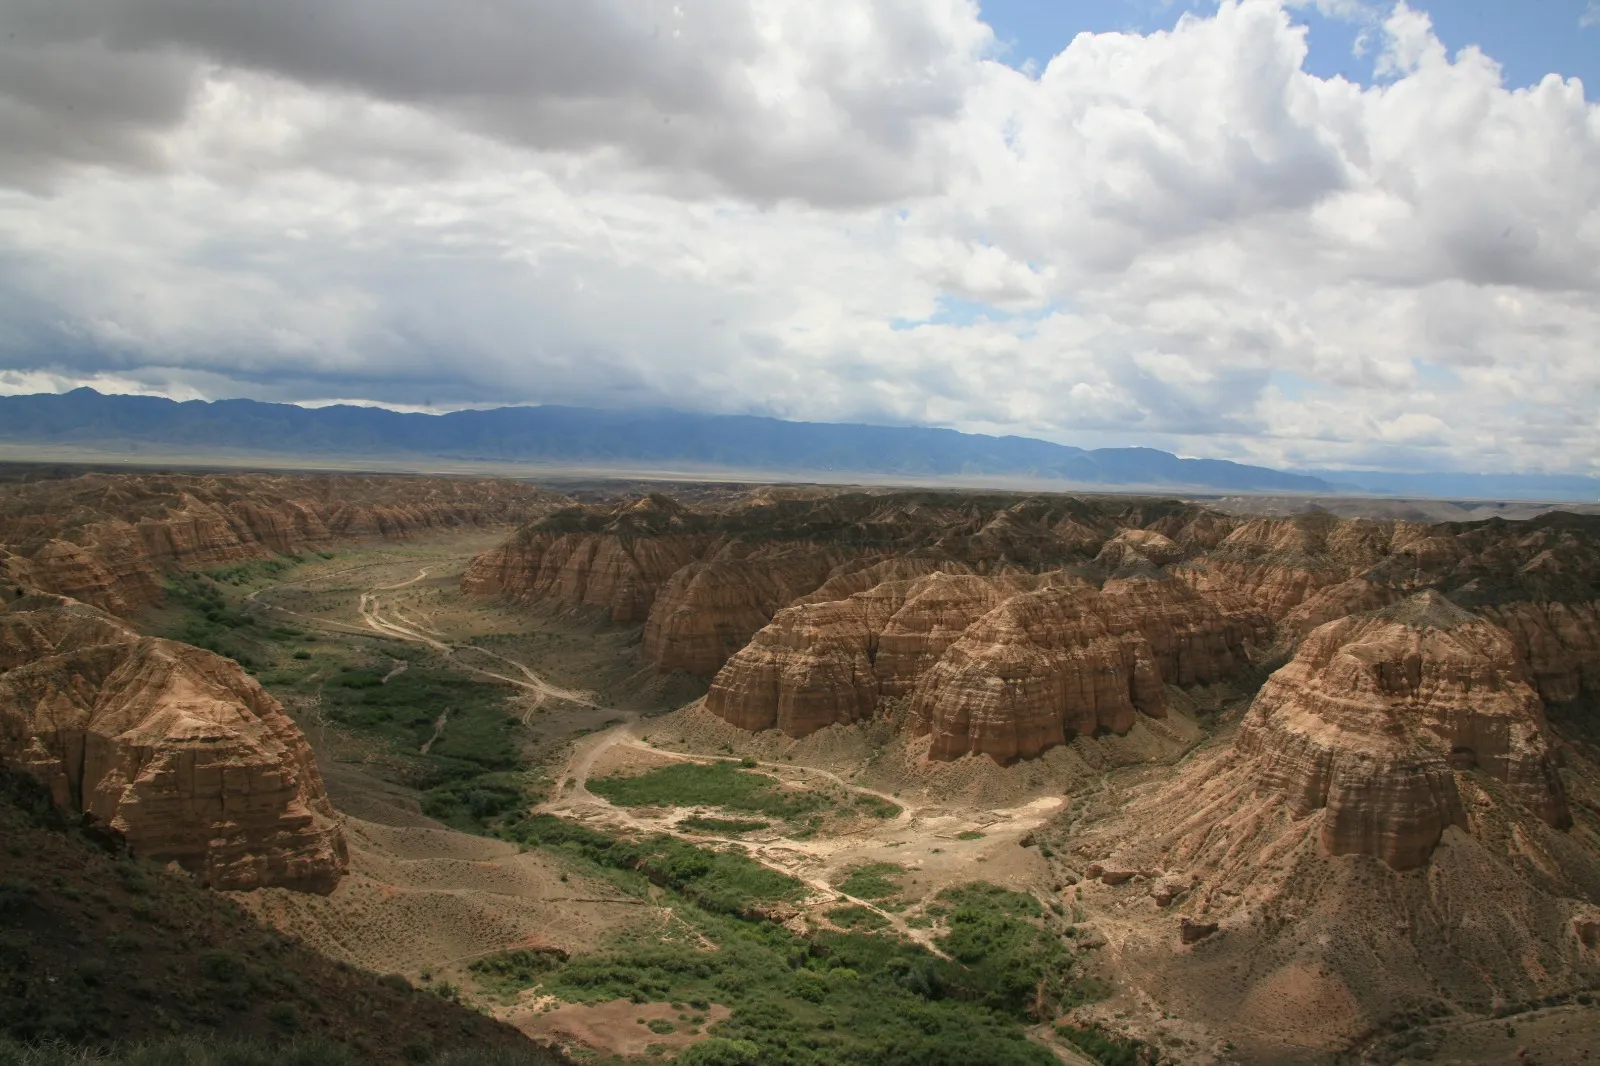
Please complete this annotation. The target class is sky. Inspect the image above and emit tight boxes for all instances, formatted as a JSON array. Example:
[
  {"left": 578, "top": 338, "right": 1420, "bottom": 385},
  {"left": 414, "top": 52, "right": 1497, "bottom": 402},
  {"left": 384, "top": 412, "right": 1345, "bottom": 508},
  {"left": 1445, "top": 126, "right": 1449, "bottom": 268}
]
[{"left": 0, "top": 1, "right": 1596, "bottom": 476}]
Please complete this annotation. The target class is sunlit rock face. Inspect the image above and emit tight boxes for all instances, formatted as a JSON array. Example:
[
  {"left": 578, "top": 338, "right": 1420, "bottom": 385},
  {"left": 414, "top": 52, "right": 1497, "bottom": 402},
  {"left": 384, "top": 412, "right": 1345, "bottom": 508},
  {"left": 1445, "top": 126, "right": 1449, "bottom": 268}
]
[
  {"left": 1236, "top": 591, "right": 1571, "bottom": 870},
  {"left": 909, "top": 583, "right": 1166, "bottom": 762},
  {"left": 0, "top": 594, "right": 348, "bottom": 893}
]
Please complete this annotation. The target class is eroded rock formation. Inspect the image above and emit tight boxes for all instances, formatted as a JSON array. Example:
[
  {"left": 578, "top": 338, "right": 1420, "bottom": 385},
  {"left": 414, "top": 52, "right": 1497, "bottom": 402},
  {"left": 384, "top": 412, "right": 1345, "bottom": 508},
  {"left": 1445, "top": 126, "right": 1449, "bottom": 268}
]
[
  {"left": 0, "top": 473, "right": 563, "bottom": 615},
  {"left": 0, "top": 594, "right": 347, "bottom": 892},
  {"left": 910, "top": 584, "right": 1166, "bottom": 761},
  {"left": 1236, "top": 591, "right": 1570, "bottom": 869},
  {"left": 642, "top": 546, "right": 867, "bottom": 675},
  {"left": 470, "top": 491, "right": 1240, "bottom": 682}
]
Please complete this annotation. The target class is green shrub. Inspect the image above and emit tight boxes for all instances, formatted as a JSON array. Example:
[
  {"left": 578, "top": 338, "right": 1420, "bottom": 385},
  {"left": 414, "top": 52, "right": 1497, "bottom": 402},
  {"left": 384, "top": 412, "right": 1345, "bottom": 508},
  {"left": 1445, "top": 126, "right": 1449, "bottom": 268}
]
[
  {"left": 852, "top": 795, "right": 901, "bottom": 819},
  {"left": 676, "top": 1040, "right": 761, "bottom": 1066},
  {"left": 833, "top": 863, "right": 903, "bottom": 901},
  {"left": 512, "top": 819, "right": 1067, "bottom": 1065},
  {"left": 1053, "top": 1024, "right": 1154, "bottom": 1066},
  {"left": 468, "top": 949, "right": 565, "bottom": 995},
  {"left": 588, "top": 762, "right": 827, "bottom": 820},
  {"left": 826, "top": 905, "right": 888, "bottom": 932},
  {"left": 504, "top": 816, "right": 803, "bottom": 915},
  {"left": 677, "top": 816, "right": 769, "bottom": 836}
]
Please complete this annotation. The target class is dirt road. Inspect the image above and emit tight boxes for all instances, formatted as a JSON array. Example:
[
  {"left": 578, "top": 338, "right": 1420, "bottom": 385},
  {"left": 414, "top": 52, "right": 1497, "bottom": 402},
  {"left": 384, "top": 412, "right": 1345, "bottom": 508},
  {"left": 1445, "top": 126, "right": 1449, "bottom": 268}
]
[{"left": 542, "top": 714, "right": 956, "bottom": 955}]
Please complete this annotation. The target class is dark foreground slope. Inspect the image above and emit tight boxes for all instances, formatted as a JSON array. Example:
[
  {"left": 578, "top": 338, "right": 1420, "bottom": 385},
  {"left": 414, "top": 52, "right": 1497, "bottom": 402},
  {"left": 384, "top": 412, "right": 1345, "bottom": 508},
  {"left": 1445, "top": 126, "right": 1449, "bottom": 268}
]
[{"left": 0, "top": 770, "right": 567, "bottom": 1066}]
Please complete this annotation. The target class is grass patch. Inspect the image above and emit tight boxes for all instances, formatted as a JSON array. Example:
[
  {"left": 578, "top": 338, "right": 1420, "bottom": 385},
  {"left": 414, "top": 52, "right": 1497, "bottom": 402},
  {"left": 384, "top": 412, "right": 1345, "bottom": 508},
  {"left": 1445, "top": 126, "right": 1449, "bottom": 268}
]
[
  {"left": 468, "top": 949, "right": 567, "bottom": 997},
  {"left": 678, "top": 816, "right": 770, "bottom": 836},
  {"left": 826, "top": 905, "right": 889, "bottom": 932},
  {"left": 955, "top": 830, "right": 985, "bottom": 841},
  {"left": 852, "top": 795, "right": 901, "bottom": 819},
  {"left": 1054, "top": 1024, "right": 1156, "bottom": 1066},
  {"left": 832, "top": 863, "right": 903, "bottom": 901},
  {"left": 932, "top": 882, "right": 1040, "bottom": 919},
  {"left": 588, "top": 762, "right": 827, "bottom": 821},
  {"left": 503, "top": 816, "right": 803, "bottom": 916},
  {"left": 505, "top": 818, "right": 1101, "bottom": 1066}
]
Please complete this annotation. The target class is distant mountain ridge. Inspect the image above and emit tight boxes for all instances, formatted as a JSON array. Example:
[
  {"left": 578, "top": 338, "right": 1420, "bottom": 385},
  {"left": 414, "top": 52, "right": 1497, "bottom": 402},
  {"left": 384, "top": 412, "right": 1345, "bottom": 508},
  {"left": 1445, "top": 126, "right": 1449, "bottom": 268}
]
[
  {"left": 0, "top": 388, "right": 1329, "bottom": 492},
  {"left": 0, "top": 389, "right": 1593, "bottom": 500}
]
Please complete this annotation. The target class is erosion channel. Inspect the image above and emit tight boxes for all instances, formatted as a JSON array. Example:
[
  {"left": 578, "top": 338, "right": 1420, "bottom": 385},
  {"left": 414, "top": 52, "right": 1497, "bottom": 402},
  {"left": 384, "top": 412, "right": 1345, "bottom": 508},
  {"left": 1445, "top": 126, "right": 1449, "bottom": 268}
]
[{"left": 176, "top": 531, "right": 1094, "bottom": 1066}]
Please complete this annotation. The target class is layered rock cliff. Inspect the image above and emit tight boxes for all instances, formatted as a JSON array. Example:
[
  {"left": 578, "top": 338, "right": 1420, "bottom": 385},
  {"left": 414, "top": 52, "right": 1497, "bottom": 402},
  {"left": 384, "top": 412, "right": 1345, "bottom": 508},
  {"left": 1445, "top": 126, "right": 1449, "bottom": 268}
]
[
  {"left": 1059, "top": 594, "right": 1600, "bottom": 1059},
  {"left": 0, "top": 472, "right": 563, "bottom": 615},
  {"left": 1235, "top": 591, "right": 1570, "bottom": 869},
  {"left": 469, "top": 491, "right": 1241, "bottom": 680},
  {"left": 705, "top": 564, "right": 1253, "bottom": 758},
  {"left": 909, "top": 583, "right": 1167, "bottom": 761},
  {"left": 0, "top": 594, "right": 348, "bottom": 892},
  {"left": 641, "top": 546, "right": 871, "bottom": 675}
]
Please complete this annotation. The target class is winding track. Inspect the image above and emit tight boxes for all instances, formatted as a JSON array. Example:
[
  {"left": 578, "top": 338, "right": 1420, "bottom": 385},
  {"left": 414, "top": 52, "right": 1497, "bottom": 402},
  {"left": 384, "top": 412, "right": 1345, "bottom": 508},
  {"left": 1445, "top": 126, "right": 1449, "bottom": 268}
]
[
  {"left": 541, "top": 715, "right": 951, "bottom": 956},
  {"left": 246, "top": 554, "right": 1054, "bottom": 960},
  {"left": 248, "top": 559, "right": 599, "bottom": 708}
]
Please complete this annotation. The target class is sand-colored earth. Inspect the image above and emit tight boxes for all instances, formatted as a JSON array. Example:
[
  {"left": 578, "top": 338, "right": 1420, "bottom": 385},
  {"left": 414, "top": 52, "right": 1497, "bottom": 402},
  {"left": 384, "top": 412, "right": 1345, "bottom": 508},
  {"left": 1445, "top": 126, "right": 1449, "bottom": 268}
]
[
  {"left": 507, "top": 1000, "right": 733, "bottom": 1058},
  {"left": 232, "top": 774, "right": 644, "bottom": 978}
]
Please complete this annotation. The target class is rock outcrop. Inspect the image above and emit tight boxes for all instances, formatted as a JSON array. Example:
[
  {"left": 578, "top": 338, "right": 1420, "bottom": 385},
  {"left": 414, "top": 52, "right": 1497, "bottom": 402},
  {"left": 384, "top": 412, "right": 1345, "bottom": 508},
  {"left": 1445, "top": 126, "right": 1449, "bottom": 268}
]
[
  {"left": 875, "top": 571, "right": 1011, "bottom": 697},
  {"left": 910, "top": 584, "right": 1166, "bottom": 761},
  {"left": 641, "top": 547, "right": 867, "bottom": 675},
  {"left": 0, "top": 473, "right": 563, "bottom": 615},
  {"left": 0, "top": 594, "right": 347, "bottom": 892},
  {"left": 1236, "top": 591, "right": 1570, "bottom": 869},
  {"left": 706, "top": 566, "right": 1251, "bottom": 758},
  {"left": 471, "top": 491, "right": 1241, "bottom": 680},
  {"left": 1097, "top": 573, "right": 1252, "bottom": 685}
]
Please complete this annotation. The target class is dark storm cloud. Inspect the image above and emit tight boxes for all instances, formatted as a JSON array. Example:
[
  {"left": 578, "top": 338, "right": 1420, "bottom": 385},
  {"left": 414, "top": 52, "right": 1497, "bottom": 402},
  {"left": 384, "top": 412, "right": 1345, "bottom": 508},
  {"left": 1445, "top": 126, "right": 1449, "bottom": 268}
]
[{"left": 0, "top": 0, "right": 986, "bottom": 204}]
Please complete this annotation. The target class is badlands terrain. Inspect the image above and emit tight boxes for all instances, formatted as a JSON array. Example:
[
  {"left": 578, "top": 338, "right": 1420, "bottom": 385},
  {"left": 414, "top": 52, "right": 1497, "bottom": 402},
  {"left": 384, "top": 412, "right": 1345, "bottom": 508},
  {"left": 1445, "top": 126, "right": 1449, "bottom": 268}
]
[{"left": 2, "top": 467, "right": 1599, "bottom": 1065}]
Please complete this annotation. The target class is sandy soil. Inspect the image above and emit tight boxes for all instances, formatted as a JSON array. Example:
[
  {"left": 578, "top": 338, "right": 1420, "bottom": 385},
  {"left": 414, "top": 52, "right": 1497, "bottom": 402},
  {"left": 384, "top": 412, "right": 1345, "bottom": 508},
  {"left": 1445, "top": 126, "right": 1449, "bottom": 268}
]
[
  {"left": 232, "top": 762, "right": 646, "bottom": 981},
  {"left": 506, "top": 1000, "right": 733, "bottom": 1059},
  {"left": 543, "top": 707, "right": 1070, "bottom": 955}
]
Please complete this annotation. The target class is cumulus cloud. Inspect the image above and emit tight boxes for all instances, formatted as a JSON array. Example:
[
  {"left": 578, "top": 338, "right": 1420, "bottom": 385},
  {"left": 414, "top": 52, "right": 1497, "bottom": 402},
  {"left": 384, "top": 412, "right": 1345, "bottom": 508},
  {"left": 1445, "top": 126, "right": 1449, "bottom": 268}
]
[
  {"left": 0, "top": 0, "right": 991, "bottom": 204},
  {"left": 0, "top": 0, "right": 1595, "bottom": 475}
]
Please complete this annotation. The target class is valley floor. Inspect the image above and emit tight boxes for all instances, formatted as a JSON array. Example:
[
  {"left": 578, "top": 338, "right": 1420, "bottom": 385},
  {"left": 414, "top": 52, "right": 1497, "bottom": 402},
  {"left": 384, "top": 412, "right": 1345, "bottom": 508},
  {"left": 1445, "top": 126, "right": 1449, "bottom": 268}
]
[{"left": 137, "top": 530, "right": 1599, "bottom": 1066}]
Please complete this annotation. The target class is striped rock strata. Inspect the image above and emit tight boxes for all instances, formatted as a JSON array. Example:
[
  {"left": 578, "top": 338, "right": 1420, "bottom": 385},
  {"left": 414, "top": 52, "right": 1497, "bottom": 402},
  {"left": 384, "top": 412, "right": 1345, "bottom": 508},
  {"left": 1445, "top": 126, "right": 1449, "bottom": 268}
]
[
  {"left": 1236, "top": 591, "right": 1571, "bottom": 869},
  {"left": 0, "top": 594, "right": 347, "bottom": 892}
]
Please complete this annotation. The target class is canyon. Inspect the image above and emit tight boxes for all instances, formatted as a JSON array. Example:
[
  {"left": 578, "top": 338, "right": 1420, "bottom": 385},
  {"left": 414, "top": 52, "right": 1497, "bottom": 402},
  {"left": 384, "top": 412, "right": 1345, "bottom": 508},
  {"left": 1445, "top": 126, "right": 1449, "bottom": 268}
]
[
  {"left": 469, "top": 495, "right": 1600, "bottom": 763},
  {"left": 5, "top": 469, "right": 1600, "bottom": 1064},
  {"left": 1, "top": 471, "right": 563, "bottom": 616},
  {"left": 0, "top": 471, "right": 561, "bottom": 895}
]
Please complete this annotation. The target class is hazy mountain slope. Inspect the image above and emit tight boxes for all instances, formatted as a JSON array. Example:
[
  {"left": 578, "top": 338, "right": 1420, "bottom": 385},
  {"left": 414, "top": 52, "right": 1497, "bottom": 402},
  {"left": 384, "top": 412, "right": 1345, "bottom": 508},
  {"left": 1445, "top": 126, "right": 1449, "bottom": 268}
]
[{"left": 0, "top": 389, "right": 1331, "bottom": 492}]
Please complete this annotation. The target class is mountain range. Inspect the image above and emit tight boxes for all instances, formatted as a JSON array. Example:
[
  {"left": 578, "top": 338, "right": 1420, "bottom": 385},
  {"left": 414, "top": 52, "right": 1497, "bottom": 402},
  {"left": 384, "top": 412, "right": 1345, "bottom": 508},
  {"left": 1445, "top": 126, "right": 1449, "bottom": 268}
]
[{"left": 0, "top": 388, "right": 1593, "bottom": 500}]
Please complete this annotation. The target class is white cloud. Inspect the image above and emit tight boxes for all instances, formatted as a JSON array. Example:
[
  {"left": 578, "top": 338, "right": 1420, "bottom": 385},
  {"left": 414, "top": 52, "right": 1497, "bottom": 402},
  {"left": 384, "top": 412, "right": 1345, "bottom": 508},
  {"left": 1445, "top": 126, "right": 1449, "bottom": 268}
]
[
  {"left": 1583, "top": 3, "right": 1600, "bottom": 30},
  {"left": 0, "top": 0, "right": 1595, "bottom": 475}
]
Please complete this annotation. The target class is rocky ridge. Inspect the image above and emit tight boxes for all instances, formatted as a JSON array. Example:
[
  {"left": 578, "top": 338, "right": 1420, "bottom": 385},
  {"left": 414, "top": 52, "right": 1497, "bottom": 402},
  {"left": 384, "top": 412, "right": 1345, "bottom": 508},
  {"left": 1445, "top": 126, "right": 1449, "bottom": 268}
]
[
  {"left": 466, "top": 492, "right": 1232, "bottom": 684},
  {"left": 475, "top": 494, "right": 1600, "bottom": 768},
  {"left": 0, "top": 592, "right": 348, "bottom": 892},
  {"left": 1058, "top": 591, "right": 1600, "bottom": 1058},
  {"left": 1, "top": 472, "right": 565, "bottom": 615},
  {"left": 1236, "top": 591, "right": 1571, "bottom": 869}
]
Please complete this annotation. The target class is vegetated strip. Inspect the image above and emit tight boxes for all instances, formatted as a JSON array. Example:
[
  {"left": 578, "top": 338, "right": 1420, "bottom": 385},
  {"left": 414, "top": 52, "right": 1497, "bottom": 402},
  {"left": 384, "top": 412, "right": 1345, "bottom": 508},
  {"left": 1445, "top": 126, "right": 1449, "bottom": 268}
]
[{"left": 490, "top": 813, "right": 1106, "bottom": 1066}]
